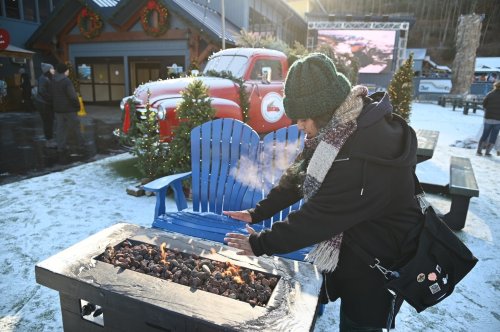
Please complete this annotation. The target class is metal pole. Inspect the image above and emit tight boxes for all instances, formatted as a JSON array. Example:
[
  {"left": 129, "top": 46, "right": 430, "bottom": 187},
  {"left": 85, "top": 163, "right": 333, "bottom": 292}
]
[{"left": 221, "top": 0, "right": 225, "bottom": 49}]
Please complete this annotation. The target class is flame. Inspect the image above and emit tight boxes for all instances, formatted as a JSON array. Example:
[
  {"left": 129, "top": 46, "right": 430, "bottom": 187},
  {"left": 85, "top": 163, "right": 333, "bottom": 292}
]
[
  {"left": 247, "top": 271, "right": 255, "bottom": 284},
  {"left": 160, "top": 242, "right": 167, "bottom": 264},
  {"left": 224, "top": 262, "right": 239, "bottom": 276},
  {"left": 233, "top": 275, "right": 244, "bottom": 284},
  {"left": 224, "top": 261, "right": 245, "bottom": 284}
]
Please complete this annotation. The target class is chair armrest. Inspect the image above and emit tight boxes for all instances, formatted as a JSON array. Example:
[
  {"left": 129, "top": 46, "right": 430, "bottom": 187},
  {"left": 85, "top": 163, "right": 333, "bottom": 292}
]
[{"left": 144, "top": 171, "right": 192, "bottom": 213}]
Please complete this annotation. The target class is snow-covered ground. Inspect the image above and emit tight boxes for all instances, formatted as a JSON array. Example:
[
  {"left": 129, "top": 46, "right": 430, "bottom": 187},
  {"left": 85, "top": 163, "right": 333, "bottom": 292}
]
[{"left": 0, "top": 102, "right": 498, "bottom": 331}]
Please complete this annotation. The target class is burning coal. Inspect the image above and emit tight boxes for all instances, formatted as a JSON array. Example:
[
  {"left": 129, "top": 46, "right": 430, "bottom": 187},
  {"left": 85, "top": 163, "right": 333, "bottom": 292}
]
[{"left": 99, "top": 239, "right": 279, "bottom": 307}]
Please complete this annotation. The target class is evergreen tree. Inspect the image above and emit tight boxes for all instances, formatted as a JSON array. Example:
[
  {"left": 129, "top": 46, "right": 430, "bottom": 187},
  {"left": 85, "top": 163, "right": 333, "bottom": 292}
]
[
  {"left": 166, "top": 79, "right": 215, "bottom": 174},
  {"left": 131, "top": 91, "right": 169, "bottom": 180},
  {"left": 389, "top": 53, "right": 414, "bottom": 122},
  {"left": 316, "top": 44, "right": 359, "bottom": 85}
]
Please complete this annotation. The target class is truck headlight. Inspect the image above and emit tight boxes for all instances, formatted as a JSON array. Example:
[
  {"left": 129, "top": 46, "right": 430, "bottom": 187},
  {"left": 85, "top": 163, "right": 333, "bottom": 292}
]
[{"left": 157, "top": 104, "right": 166, "bottom": 120}]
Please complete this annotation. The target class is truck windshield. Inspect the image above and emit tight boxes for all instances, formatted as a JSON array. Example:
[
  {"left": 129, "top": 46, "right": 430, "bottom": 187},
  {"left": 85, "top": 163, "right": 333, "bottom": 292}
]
[{"left": 203, "top": 55, "right": 249, "bottom": 79}]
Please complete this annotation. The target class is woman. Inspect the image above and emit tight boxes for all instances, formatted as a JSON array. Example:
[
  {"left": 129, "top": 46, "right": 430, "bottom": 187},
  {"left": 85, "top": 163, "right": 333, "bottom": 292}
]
[
  {"left": 477, "top": 81, "right": 500, "bottom": 156},
  {"left": 224, "top": 53, "right": 422, "bottom": 331}
]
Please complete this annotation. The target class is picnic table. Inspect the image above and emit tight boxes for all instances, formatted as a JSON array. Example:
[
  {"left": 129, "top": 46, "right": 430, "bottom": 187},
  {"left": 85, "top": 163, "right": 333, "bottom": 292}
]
[
  {"left": 415, "top": 129, "right": 479, "bottom": 230},
  {"left": 416, "top": 129, "right": 440, "bottom": 163}
]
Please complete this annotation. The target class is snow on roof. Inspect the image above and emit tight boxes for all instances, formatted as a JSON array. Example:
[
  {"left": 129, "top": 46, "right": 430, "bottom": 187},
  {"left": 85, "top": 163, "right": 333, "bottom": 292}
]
[
  {"left": 436, "top": 65, "right": 451, "bottom": 72},
  {"left": 475, "top": 57, "right": 500, "bottom": 73},
  {"left": 405, "top": 48, "right": 427, "bottom": 60},
  {"left": 92, "top": 0, "right": 119, "bottom": 7}
]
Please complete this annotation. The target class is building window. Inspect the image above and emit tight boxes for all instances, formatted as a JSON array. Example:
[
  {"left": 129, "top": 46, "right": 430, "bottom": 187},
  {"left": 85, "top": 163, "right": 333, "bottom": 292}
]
[
  {"left": 6, "top": 0, "right": 20, "bottom": 19},
  {"left": 22, "top": 0, "right": 36, "bottom": 21},
  {"left": 39, "top": 0, "right": 50, "bottom": 20},
  {"left": 76, "top": 58, "right": 125, "bottom": 103}
]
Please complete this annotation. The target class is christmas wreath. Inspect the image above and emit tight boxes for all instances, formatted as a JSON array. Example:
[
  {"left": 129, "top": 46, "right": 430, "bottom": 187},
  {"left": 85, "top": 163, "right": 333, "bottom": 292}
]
[
  {"left": 77, "top": 7, "right": 104, "bottom": 39},
  {"left": 141, "top": 0, "right": 169, "bottom": 37}
]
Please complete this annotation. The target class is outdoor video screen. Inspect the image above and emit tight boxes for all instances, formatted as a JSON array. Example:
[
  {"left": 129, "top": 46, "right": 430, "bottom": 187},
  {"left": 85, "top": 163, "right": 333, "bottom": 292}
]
[{"left": 317, "top": 29, "right": 397, "bottom": 73}]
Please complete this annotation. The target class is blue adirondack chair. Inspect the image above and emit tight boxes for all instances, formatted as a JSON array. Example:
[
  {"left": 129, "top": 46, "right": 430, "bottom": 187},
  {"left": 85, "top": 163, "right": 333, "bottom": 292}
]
[
  {"left": 259, "top": 122, "right": 304, "bottom": 228},
  {"left": 143, "top": 118, "right": 308, "bottom": 260}
]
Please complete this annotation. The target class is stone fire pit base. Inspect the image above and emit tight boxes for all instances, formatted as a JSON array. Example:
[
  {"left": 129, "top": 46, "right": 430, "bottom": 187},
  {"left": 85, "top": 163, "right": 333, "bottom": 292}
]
[{"left": 35, "top": 223, "right": 322, "bottom": 332}]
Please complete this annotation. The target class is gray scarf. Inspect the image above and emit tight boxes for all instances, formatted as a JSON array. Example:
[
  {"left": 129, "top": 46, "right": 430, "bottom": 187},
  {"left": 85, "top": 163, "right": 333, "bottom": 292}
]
[{"left": 303, "top": 85, "right": 368, "bottom": 272}]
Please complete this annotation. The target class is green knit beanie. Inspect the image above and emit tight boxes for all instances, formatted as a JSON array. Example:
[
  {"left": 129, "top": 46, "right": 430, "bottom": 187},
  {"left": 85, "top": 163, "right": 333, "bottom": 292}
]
[{"left": 283, "top": 53, "right": 352, "bottom": 120}]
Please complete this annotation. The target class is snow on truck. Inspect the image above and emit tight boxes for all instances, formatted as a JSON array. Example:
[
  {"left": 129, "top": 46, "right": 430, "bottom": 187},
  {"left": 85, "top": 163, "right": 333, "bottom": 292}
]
[{"left": 119, "top": 48, "right": 293, "bottom": 142}]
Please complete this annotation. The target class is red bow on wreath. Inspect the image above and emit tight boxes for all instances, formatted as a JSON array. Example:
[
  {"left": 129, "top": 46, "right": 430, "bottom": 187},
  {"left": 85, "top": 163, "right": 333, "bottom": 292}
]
[{"left": 147, "top": 1, "right": 157, "bottom": 10}]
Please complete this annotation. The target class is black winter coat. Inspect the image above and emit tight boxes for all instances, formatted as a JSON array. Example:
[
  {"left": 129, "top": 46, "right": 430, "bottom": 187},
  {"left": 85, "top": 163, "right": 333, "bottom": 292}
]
[
  {"left": 248, "top": 92, "right": 423, "bottom": 328},
  {"left": 35, "top": 73, "right": 52, "bottom": 105},
  {"left": 51, "top": 73, "right": 80, "bottom": 113},
  {"left": 482, "top": 89, "right": 500, "bottom": 121}
]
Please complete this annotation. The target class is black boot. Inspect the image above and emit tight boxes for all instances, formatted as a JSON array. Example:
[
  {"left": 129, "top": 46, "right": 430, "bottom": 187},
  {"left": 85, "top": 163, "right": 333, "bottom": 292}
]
[
  {"left": 485, "top": 143, "right": 494, "bottom": 156},
  {"left": 476, "top": 141, "right": 484, "bottom": 156}
]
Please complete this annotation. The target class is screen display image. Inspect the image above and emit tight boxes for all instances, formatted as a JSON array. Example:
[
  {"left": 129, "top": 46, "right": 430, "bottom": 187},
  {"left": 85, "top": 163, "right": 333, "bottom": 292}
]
[{"left": 317, "top": 29, "right": 397, "bottom": 74}]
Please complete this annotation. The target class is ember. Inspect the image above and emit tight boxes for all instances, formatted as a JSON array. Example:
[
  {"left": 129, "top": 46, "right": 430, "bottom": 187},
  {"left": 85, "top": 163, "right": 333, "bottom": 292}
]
[{"left": 98, "top": 239, "right": 279, "bottom": 307}]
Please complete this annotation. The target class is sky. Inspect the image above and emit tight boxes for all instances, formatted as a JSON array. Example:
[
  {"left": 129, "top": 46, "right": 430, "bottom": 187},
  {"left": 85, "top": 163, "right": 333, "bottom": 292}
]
[{"left": 0, "top": 102, "right": 499, "bottom": 331}]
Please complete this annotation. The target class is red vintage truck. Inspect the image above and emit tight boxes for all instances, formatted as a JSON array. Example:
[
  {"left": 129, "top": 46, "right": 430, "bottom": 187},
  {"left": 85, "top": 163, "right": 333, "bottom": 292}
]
[{"left": 119, "top": 48, "right": 292, "bottom": 141}]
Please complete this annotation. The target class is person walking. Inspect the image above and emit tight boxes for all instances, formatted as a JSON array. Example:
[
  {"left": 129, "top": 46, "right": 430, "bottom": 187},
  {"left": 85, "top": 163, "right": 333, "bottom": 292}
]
[
  {"left": 34, "top": 63, "right": 56, "bottom": 146},
  {"left": 51, "top": 63, "right": 84, "bottom": 155},
  {"left": 224, "top": 53, "right": 423, "bottom": 331},
  {"left": 477, "top": 81, "right": 500, "bottom": 156}
]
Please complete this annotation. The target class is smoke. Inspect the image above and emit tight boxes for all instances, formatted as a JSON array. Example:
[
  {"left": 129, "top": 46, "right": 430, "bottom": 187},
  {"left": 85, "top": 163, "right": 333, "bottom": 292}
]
[{"left": 230, "top": 140, "right": 301, "bottom": 191}]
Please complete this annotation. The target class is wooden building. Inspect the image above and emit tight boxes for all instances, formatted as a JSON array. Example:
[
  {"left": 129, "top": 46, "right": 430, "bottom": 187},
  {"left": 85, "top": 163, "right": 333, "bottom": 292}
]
[{"left": 24, "top": 0, "right": 306, "bottom": 104}]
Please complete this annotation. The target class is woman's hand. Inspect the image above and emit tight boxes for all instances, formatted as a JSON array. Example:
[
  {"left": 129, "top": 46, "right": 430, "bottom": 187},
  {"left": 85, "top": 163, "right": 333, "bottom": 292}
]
[
  {"left": 223, "top": 210, "right": 252, "bottom": 223},
  {"left": 224, "top": 225, "right": 256, "bottom": 256}
]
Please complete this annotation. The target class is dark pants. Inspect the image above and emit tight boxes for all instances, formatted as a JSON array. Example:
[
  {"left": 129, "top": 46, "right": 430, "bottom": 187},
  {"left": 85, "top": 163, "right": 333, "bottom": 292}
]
[
  {"left": 339, "top": 303, "right": 382, "bottom": 332},
  {"left": 479, "top": 123, "right": 500, "bottom": 145},
  {"left": 55, "top": 112, "right": 84, "bottom": 152},
  {"left": 35, "top": 100, "right": 54, "bottom": 139}
]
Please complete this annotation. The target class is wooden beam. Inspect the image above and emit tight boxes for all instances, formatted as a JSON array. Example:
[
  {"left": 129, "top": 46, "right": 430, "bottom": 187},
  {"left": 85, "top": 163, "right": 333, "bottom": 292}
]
[
  {"left": 197, "top": 44, "right": 219, "bottom": 64},
  {"left": 63, "top": 29, "right": 188, "bottom": 44},
  {"left": 188, "top": 29, "right": 200, "bottom": 65},
  {"left": 119, "top": 10, "right": 143, "bottom": 32}
]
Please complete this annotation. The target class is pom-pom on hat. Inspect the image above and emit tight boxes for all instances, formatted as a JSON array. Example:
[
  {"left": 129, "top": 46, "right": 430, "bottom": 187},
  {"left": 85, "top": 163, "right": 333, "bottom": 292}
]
[
  {"left": 41, "top": 63, "right": 53, "bottom": 74},
  {"left": 283, "top": 53, "right": 352, "bottom": 120}
]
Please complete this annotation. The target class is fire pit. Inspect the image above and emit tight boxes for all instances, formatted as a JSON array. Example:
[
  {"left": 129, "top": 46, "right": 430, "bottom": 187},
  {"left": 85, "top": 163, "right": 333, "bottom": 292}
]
[
  {"left": 98, "top": 239, "right": 280, "bottom": 307},
  {"left": 35, "top": 223, "right": 322, "bottom": 331}
]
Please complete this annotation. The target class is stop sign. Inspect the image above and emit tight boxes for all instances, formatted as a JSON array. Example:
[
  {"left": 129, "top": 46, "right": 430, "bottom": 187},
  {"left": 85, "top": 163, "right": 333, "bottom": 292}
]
[{"left": 0, "top": 29, "right": 10, "bottom": 50}]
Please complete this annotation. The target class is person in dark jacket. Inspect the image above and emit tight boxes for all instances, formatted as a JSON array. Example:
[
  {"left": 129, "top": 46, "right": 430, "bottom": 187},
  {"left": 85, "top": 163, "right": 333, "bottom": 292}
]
[
  {"left": 224, "top": 53, "right": 423, "bottom": 331},
  {"left": 34, "top": 63, "right": 56, "bottom": 145},
  {"left": 52, "top": 63, "right": 83, "bottom": 154},
  {"left": 477, "top": 81, "right": 500, "bottom": 156}
]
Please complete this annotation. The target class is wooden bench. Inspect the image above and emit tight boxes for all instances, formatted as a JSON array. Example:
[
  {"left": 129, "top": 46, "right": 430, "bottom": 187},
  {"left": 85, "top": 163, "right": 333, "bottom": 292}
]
[
  {"left": 462, "top": 100, "right": 483, "bottom": 115},
  {"left": 438, "top": 95, "right": 463, "bottom": 110},
  {"left": 442, "top": 156, "right": 479, "bottom": 230}
]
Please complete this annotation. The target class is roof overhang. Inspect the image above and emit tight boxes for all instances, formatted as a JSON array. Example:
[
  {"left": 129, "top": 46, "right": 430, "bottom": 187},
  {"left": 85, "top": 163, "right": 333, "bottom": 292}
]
[{"left": 0, "top": 45, "right": 35, "bottom": 58}]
